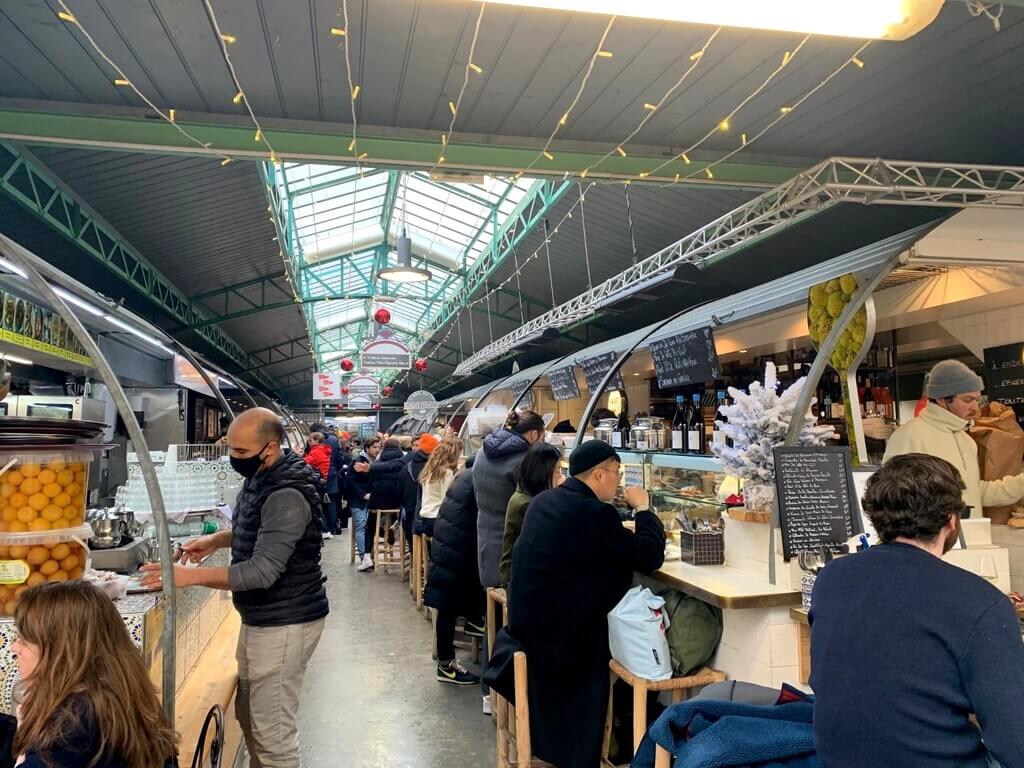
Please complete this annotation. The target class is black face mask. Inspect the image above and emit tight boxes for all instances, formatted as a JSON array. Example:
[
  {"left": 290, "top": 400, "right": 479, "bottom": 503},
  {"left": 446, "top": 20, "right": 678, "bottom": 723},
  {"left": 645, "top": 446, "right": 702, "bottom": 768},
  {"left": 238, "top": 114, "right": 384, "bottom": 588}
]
[{"left": 231, "top": 442, "right": 270, "bottom": 479}]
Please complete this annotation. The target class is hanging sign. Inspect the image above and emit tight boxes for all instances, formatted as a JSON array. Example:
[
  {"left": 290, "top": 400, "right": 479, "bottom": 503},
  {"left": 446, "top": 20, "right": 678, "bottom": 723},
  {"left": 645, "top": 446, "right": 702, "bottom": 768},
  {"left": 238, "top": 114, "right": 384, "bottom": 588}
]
[
  {"left": 361, "top": 336, "right": 412, "bottom": 370},
  {"left": 406, "top": 390, "right": 438, "bottom": 422},
  {"left": 313, "top": 371, "right": 342, "bottom": 400},
  {"left": 580, "top": 352, "right": 625, "bottom": 392},
  {"left": 0, "top": 288, "right": 91, "bottom": 366},
  {"left": 984, "top": 342, "right": 1024, "bottom": 427},
  {"left": 347, "top": 394, "right": 373, "bottom": 410},
  {"left": 548, "top": 365, "right": 581, "bottom": 401},
  {"left": 347, "top": 374, "right": 380, "bottom": 397},
  {"left": 650, "top": 326, "right": 722, "bottom": 390}
]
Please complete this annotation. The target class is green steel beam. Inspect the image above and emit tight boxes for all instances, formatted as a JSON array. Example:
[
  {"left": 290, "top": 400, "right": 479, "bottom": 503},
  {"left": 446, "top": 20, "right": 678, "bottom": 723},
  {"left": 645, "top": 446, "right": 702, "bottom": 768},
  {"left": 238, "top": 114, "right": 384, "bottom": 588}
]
[
  {"left": 0, "top": 141, "right": 280, "bottom": 391},
  {"left": 0, "top": 105, "right": 810, "bottom": 187},
  {"left": 238, "top": 336, "right": 313, "bottom": 372}
]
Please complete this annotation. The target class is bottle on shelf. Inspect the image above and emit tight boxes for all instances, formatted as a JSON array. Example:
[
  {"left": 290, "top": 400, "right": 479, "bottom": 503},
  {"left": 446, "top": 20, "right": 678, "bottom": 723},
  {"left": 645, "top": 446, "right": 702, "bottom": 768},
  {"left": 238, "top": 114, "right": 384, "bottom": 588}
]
[
  {"left": 615, "top": 408, "right": 630, "bottom": 449},
  {"left": 823, "top": 390, "right": 832, "bottom": 421},
  {"left": 712, "top": 390, "right": 727, "bottom": 447},
  {"left": 671, "top": 395, "right": 687, "bottom": 451},
  {"left": 689, "top": 393, "right": 707, "bottom": 454}
]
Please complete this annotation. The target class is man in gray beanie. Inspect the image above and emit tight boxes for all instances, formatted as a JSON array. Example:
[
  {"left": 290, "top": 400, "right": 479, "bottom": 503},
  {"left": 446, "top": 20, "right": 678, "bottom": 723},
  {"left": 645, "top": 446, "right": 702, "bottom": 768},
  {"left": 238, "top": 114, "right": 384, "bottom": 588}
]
[{"left": 884, "top": 359, "right": 1024, "bottom": 516}]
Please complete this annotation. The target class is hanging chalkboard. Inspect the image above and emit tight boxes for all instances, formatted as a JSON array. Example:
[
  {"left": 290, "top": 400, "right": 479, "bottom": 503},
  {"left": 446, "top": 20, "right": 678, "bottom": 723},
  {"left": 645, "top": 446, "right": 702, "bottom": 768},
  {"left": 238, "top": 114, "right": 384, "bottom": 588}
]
[
  {"left": 650, "top": 326, "right": 721, "bottom": 389},
  {"left": 984, "top": 342, "right": 1024, "bottom": 427},
  {"left": 773, "top": 446, "right": 863, "bottom": 561},
  {"left": 548, "top": 365, "right": 581, "bottom": 401},
  {"left": 580, "top": 352, "right": 625, "bottom": 392}
]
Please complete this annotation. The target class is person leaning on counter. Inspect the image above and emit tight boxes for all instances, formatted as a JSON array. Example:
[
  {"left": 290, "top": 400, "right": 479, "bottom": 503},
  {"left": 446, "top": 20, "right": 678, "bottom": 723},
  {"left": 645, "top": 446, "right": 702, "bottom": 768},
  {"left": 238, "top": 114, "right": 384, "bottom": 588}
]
[
  {"left": 505, "top": 440, "right": 665, "bottom": 768},
  {"left": 140, "top": 407, "right": 329, "bottom": 768},
  {"left": 883, "top": 359, "right": 1024, "bottom": 514}
]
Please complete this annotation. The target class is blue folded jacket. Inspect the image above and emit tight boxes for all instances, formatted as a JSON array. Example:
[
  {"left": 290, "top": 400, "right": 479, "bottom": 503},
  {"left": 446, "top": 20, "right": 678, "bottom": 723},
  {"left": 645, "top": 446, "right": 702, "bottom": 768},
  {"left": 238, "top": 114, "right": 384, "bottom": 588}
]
[{"left": 632, "top": 699, "right": 819, "bottom": 768}]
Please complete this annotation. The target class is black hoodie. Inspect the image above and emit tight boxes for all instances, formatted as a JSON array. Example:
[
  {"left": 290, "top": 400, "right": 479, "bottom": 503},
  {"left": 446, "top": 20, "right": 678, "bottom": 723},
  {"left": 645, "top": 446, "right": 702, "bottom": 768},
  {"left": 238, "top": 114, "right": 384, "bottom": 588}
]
[{"left": 370, "top": 446, "right": 405, "bottom": 509}]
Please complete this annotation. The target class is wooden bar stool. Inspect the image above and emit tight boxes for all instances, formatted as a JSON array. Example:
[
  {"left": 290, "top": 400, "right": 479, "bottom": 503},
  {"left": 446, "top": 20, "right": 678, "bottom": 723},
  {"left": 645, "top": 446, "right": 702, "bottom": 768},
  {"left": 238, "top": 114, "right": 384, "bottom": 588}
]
[
  {"left": 603, "top": 660, "right": 725, "bottom": 766},
  {"left": 372, "top": 508, "right": 405, "bottom": 576},
  {"left": 495, "top": 651, "right": 554, "bottom": 768},
  {"left": 486, "top": 587, "right": 508, "bottom": 660},
  {"left": 413, "top": 534, "right": 431, "bottom": 609}
]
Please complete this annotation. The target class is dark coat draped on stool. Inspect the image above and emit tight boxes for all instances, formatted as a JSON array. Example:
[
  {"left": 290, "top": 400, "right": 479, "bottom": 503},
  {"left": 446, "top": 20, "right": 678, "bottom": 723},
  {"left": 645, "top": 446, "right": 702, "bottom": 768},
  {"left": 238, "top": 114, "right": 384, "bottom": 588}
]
[
  {"left": 507, "top": 477, "right": 666, "bottom": 768},
  {"left": 424, "top": 467, "right": 484, "bottom": 617}
]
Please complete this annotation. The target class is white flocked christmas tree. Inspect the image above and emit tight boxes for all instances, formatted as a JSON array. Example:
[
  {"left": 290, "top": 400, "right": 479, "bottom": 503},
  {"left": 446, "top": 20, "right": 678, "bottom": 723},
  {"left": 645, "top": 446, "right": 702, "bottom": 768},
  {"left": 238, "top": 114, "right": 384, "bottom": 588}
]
[{"left": 713, "top": 361, "right": 837, "bottom": 510}]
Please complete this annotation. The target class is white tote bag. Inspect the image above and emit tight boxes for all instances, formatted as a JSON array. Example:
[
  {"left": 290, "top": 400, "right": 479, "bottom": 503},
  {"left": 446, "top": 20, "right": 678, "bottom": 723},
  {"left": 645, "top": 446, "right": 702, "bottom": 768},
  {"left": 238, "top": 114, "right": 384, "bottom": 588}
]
[{"left": 608, "top": 586, "right": 673, "bottom": 681}]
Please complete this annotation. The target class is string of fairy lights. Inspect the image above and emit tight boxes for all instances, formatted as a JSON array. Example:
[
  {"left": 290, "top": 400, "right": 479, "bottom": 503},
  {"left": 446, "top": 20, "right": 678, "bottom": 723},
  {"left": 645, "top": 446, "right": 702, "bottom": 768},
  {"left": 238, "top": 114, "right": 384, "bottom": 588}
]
[
  {"left": 51, "top": 0, "right": 888, "bottom": 394},
  {"left": 432, "top": 2, "right": 488, "bottom": 171}
]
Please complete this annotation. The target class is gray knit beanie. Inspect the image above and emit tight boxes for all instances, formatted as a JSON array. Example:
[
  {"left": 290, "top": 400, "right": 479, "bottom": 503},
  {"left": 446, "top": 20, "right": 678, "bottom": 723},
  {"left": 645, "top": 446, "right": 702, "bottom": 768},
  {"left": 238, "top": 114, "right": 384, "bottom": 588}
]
[{"left": 925, "top": 360, "right": 984, "bottom": 399}]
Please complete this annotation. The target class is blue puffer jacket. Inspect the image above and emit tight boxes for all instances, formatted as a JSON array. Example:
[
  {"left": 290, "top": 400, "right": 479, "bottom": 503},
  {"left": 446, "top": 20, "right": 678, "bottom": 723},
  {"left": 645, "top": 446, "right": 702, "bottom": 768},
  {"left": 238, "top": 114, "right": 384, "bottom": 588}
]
[{"left": 473, "top": 428, "right": 531, "bottom": 588}]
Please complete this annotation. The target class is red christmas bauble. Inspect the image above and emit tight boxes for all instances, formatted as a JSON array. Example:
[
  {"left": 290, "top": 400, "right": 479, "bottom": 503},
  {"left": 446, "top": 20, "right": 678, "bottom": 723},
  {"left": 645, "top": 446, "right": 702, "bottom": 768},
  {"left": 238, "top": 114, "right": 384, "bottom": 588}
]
[
  {"left": 373, "top": 403, "right": 381, "bottom": 411},
  {"left": 340, "top": 358, "right": 354, "bottom": 372},
  {"left": 341, "top": 386, "right": 350, "bottom": 395},
  {"left": 382, "top": 386, "right": 393, "bottom": 396},
  {"left": 373, "top": 307, "right": 391, "bottom": 325},
  {"left": 414, "top": 358, "right": 428, "bottom": 372}
]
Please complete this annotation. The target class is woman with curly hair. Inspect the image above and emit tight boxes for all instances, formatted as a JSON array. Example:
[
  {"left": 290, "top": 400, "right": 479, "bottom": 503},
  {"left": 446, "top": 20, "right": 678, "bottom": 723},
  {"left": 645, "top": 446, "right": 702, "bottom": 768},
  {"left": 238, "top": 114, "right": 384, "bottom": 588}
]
[{"left": 12, "top": 581, "right": 178, "bottom": 768}]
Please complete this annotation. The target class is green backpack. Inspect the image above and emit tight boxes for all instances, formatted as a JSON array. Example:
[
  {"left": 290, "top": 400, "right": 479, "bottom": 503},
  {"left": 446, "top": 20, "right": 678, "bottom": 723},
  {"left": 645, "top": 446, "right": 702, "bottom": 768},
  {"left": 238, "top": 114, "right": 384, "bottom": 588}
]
[{"left": 637, "top": 576, "right": 723, "bottom": 676}]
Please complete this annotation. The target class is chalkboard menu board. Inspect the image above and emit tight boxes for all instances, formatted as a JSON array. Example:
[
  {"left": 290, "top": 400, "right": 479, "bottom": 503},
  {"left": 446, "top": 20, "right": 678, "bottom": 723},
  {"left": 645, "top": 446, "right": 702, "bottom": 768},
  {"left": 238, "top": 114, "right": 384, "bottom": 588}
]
[
  {"left": 548, "top": 365, "right": 581, "bottom": 401},
  {"left": 984, "top": 342, "right": 1024, "bottom": 427},
  {"left": 773, "top": 446, "right": 863, "bottom": 561},
  {"left": 580, "top": 352, "right": 624, "bottom": 392},
  {"left": 650, "top": 326, "right": 722, "bottom": 389}
]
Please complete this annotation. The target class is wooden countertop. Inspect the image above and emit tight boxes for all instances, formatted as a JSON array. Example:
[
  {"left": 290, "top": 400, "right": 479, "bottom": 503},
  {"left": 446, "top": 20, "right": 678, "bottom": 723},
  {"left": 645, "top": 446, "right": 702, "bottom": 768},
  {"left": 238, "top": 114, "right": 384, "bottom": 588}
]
[{"left": 652, "top": 560, "right": 801, "bottom": 610}]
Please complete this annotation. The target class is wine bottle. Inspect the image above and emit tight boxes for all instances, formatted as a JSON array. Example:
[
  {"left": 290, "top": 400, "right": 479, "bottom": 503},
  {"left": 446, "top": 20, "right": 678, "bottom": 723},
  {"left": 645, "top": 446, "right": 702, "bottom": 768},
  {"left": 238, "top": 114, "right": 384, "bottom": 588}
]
[
  {"left": 712, "top": 390, "right": 726, "bottom": 447},
  {"left": 671, "top": 395, "right": 686, "bottom": 451},
  {"left": 689, "top": 393, "right": 706, "bottom": 454}
]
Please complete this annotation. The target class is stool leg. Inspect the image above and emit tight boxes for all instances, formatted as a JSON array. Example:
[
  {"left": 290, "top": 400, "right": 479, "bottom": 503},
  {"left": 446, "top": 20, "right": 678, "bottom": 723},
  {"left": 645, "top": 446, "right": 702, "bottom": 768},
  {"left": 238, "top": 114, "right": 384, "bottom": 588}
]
[
  {"left": 633, "top": 679, "right": 647, "bottom": 758},
  {"left": 495, "top": 692, "right": 508, "bottom": 767},
  {"left": 399, "top": 516, "right": 408, "bottom": 579},
  {"left": 513, "top": 653, "right": 530, "bottom": 767},
  {"left": 655, "top": 745, "right": 672, "bottom": 768},
  {"left": 486, "top": 593, "right": 497, "bottom": 661},
  {"left": 601, "top": 669, "right": 615, "bottom": 764},
  {"left": 373, "top": 510, "right": 383, "bottom": 573},
  {"left": 411, "top": 536, "right": 420, "bottom": 601}
]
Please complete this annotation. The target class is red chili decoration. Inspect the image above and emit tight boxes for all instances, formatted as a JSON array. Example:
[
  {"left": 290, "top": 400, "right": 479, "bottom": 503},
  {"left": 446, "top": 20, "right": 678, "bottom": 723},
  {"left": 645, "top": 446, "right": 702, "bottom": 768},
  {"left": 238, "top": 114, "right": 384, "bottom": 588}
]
[
  {"left": 373, "top": 307, "right": 391, "bottom": 325},
  {"left": 382, "top": 385, "right": 393, "bottom": 396},
  {"left": 341, "top": 386, "right": 349, "bottom": 395},
  {"left": 340, "top": 358, "right": 354, "bottom": 372}
]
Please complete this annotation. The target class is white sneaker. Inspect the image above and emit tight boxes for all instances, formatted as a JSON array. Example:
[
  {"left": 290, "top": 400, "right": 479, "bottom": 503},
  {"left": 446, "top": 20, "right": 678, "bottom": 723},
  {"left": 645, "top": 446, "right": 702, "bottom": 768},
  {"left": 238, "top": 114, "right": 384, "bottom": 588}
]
[
  {"left": 357, "top": 555, "right": 374, "bottom": 572},
  {"left": 482, "top": 694, "right": 492, "bottom": 716}
]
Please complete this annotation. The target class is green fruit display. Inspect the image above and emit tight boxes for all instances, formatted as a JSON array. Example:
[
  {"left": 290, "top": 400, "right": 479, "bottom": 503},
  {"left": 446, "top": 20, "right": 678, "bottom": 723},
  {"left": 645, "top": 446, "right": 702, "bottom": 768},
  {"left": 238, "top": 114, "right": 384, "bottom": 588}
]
[
  {"left": 825, "top": 279, "right": 842, "bottom": 294},
  {"left": 809, "top": 284, "right": 827, "bottom": 308},
  {"left": 839, "top": 274, "right": 858, "bottom": 295},
  {"left": 809, "top": 306, "right": 824, "bottom": 324},
  {"left": 826, "top": 292, "right": 846, "bottom": 319}
]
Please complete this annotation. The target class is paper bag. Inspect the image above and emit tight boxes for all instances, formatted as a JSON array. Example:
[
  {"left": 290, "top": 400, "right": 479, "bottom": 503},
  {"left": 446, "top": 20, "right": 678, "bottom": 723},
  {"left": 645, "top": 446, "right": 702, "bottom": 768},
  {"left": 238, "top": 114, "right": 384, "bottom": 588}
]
[{"left": 969, "top": 402, "right": 1024, "bottom": 525}]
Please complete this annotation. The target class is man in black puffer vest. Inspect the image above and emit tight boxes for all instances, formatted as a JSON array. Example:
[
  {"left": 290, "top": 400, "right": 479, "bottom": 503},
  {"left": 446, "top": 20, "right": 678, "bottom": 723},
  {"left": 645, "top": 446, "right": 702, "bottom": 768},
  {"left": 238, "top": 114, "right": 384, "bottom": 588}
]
[{"left": 140, "top": 407, "right": 328, "bottom": 768}]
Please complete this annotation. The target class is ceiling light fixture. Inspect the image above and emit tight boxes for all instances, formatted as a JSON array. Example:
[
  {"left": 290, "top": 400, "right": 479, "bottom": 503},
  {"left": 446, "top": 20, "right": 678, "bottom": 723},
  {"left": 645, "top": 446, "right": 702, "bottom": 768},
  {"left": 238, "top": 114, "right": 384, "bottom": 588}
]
[
  {"left": 378, "top": 178, "right": 432, "bottom": 284},
  {"left": 483, "top": 0, "right": 942, "bottom": 40},
  {"left": 0, "top": 354, "right": 32, "bottom": 366}
]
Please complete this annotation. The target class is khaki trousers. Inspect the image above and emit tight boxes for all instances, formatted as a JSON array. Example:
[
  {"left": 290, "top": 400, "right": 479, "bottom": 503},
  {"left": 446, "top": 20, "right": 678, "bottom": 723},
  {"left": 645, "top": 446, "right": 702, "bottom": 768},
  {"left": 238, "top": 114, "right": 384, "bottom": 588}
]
[{"left": 235, "top": 618, "right": 325, "bottom": 768}]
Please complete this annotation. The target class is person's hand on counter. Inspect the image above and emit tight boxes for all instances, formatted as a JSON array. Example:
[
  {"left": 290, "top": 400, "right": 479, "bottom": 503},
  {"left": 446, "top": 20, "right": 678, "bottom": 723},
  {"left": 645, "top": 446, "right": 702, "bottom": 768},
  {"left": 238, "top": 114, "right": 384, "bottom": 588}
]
[
  {"left": 176, "top": 530, "right": 231, "bottom": 564},
  {"left": 138, "top": 562, "right": 231, "bottom": 590},
  {"left": 624, "top": 486, "right": 650, "bottom": 512}
]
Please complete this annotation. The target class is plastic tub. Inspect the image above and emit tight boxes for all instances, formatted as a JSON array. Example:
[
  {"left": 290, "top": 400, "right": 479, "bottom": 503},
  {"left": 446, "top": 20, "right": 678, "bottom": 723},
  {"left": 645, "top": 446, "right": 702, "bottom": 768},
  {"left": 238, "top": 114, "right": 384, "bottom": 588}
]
[
  {"left": 0, "top": 524, "right": 93, "bottom": 616},
  {"left": 0, "top": 449, "right": 94, "bottom": 531}
]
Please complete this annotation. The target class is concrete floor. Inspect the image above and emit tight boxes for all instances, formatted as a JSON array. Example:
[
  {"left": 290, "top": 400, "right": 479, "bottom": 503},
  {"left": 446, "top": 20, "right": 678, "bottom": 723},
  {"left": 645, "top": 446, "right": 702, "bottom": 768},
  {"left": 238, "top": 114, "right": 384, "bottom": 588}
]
[{"left": 297, "top": 529, "right": 495, "bottom": 768}]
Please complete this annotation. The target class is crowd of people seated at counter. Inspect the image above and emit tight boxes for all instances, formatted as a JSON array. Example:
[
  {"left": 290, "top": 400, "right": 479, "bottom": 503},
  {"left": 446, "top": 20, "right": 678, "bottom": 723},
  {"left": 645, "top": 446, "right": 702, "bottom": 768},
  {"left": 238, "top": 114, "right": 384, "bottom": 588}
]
[{"left": 10, "top": 360, "right": 1024, "bottom": 768}]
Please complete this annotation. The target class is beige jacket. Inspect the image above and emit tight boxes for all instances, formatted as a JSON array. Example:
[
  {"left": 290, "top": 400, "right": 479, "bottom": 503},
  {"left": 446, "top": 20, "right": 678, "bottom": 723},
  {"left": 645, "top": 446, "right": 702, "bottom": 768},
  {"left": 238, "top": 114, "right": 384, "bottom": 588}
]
[{"left": 883, "top": 402, "right": 1024, "bottom": 515}]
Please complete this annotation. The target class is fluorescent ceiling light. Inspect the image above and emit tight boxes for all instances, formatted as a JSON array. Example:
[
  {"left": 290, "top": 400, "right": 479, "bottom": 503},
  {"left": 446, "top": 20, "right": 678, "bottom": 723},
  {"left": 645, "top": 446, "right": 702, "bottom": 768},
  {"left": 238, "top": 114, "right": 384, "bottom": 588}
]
[
  {"left": 0, "top": 354, "right": 32, "bottom": 365},
  {"left": 54, "top": 287, "right": 106, "bottom": 317},
  {"left": 0, "top": 257, "right": 27, "bottom": 278},
  {"left": 320, "top": 350, "right": 356, "bottom": 363},
  {"left": 483, "top": 0, "right": 943, "bottom": 40},
  {"left": 106, "top": 317, "right": 174, "bottom": 354}
]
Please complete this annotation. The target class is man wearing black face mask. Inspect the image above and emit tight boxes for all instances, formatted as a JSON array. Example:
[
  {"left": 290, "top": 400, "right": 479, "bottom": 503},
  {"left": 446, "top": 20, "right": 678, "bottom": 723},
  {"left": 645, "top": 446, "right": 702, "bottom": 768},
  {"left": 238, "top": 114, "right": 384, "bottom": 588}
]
[
  {"left": 140, "top": 407, "right": 328, "bottom": 768},
  {"left": 810, "top": 454, "right": 1024, "bottom": 768}
]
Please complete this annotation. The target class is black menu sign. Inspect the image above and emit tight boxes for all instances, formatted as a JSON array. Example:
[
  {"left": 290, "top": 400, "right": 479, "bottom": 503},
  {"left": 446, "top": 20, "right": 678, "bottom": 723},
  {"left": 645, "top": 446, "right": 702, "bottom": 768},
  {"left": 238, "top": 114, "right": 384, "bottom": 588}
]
[
  {"left": 984, "top": 342, "right": 1024, "bottom": 427},
  {"left": 580, "top": 352, "right": 624, "bottom": 392},
  {"left": 548, "top": 365, "right": 581, "bottom": 401},
  {"left": 773, "top": 446, "right": 863, "bottom": 561},
  {"left": 650, "top": 326, "right": 721, "bottom": 389}
]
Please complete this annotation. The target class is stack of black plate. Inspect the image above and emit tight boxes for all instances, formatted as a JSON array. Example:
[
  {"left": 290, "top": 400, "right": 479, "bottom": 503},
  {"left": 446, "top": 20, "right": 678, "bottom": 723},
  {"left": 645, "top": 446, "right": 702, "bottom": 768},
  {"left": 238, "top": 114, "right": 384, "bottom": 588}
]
[{"left": 0, "top": 417, "right": 108, "bottom": 446}]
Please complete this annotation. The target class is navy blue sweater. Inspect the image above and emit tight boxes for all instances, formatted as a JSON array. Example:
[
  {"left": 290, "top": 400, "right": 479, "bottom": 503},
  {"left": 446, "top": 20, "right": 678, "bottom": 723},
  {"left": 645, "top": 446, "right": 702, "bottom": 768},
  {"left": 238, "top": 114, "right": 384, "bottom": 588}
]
[{"left": 809, "top": 543, "right": 1024, "bottom": 768}]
